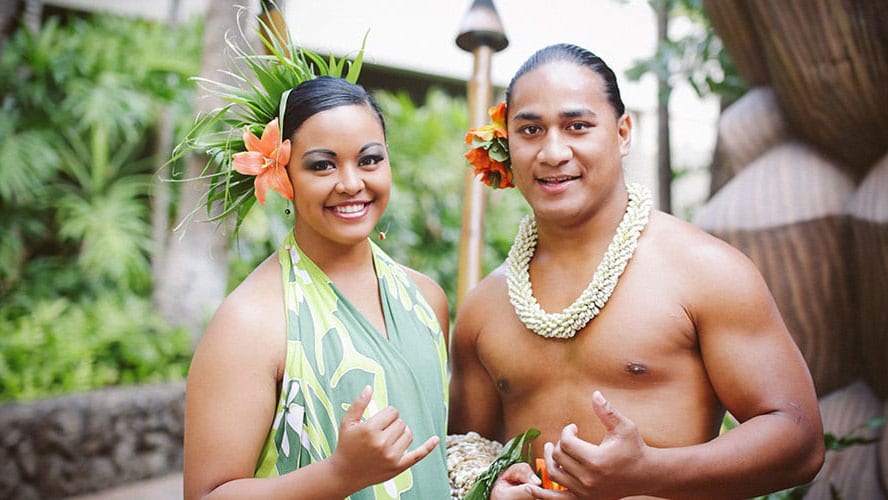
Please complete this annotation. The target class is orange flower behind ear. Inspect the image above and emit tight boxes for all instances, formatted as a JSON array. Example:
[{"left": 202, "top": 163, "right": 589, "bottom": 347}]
[
  {"left": 489, "top": 101, "right": 507, "bottom": 132},
  {"left": 487, "top": 159, "right": 513, "bottom": 189},
  {"left": 464, "top": 147, "right": 513, "bottom": 189},
  {"left": 464, "top": 101, "right": 512, "bottom": 189},
  {"left": 465, "top": 147, "right": 493, "bottom": 173},
  {"left": 232, "top": 117, "right": 294, "bottom": 204}
]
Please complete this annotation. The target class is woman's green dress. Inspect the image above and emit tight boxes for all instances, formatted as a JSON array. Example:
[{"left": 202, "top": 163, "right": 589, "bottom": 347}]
[{"left": 254, "top": 233, "right": 450, "bottom": 499}]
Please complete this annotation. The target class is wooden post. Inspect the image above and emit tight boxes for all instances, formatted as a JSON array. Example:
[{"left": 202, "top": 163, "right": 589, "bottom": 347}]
[
  {"left": 455, "top": 0, "right": 508, "bottom": 306},
  {"left": 259, "top": 0, "right": 289, "bottom": 55}
]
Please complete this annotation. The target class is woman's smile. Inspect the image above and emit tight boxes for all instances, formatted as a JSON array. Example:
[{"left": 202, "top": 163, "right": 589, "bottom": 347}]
[{"left": 329, "top": 201, "right": 372, "bottom": 219}]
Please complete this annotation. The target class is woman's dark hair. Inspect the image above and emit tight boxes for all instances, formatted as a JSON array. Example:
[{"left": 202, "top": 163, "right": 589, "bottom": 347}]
[
  {"left": 505, "top": 43, "right": 625, "bottom": 118},
  {"left": 281, "top": 76, "right": 385, "bottom": 140}
]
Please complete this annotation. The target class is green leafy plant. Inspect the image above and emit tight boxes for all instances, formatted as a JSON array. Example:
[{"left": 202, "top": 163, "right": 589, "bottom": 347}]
[
  {"left": 624, "top": 0, "right": 746, "bottom": 102},
  {"left": 376, "top": 89, "right": 526, "bottom": 308},
  {"left": 0, "top": 289, "right": 191, "bottom": 403}
]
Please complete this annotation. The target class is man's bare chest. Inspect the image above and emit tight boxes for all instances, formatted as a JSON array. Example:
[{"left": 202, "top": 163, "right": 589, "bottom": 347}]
[{"left": 475, "top": 291, "right": 698, "bottom": 400}]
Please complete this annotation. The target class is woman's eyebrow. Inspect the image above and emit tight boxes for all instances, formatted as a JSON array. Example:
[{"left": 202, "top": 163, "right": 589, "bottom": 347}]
[
  {"left": 302, "top": 148, "right": 336, "bottom": 158},
  {"left": 360, "top": 142, "right": 384, "bottom": 153}
]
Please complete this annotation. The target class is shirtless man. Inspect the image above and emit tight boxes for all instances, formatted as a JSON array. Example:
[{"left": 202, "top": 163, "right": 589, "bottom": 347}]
[{"left": 449, "top": 44, "right": 824, "bottom": 499}]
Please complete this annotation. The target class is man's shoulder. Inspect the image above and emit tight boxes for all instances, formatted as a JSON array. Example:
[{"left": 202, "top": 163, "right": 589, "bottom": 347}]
[
  {"left": 455, "top": 263, "right": 511, "bottom": 323},
  {"left": 467, "top": 263, "right": 509, "bottom": 299},
  {"left": 645, "top": 210, "right": 749, "bottom": 264},
  {"left": 643, "top": 210, "right": 770, "bottom": 299}
]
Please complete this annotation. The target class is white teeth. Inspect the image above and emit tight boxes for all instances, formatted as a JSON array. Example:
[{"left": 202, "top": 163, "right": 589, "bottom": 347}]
[{"left": 335, "top": 203, "right": 366, "bottom": 214}]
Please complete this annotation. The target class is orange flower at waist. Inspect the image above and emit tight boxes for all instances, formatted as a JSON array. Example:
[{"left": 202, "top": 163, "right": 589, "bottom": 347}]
[
  {"left": 232, "top": 117, "right": 294, "bottom": 205},
  {"left": 535, "top": 458, "right": 568, "bottom": 491}
]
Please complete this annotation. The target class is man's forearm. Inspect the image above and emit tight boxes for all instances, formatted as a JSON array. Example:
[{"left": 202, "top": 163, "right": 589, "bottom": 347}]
[{"left": 640, "top": 413, "right": 823, "bottom": 499}]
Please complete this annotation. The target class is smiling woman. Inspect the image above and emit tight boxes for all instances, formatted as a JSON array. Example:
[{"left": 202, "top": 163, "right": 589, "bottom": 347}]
[
  {"left": 175, "top": 13, "right": 452, "bottom": 500},
  {"left": 283, "top": 79, "right": 392, "bottom": 252}
]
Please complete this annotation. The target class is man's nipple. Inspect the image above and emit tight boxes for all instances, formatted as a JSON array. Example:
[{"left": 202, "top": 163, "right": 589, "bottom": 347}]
[
  {"left": 497, "top": 379, "right": 510, "bottom": 393},
  {"left": 625, "top": 362, "right": 648, "bottom": 375}
]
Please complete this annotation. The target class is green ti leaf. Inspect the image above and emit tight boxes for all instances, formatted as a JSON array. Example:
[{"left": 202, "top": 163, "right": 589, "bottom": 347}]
[{"left": 465, "top": 428, "right": 541, "bottom": 500}]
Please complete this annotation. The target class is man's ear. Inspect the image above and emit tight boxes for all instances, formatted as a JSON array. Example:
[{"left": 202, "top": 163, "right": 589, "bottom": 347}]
[{"left": 617, "top": 112, "right": 632, "bottom": 157}]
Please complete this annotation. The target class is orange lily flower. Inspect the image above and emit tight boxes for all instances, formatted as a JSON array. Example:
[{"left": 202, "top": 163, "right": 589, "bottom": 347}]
[{"left": 232, "top": 117, "right": 294, "bottom": 205}]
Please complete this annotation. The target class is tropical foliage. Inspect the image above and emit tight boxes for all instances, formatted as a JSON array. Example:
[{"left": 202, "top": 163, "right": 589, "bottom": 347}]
[
  {"left": 0, "top": 13, "right": 200, "bottom": 402},
  {"left": 378, "top": 90, "right": 528, "bottom": 307},
  {"left": 624, "top": 0, "right": 745, "bottom": 102},
  {"left": 0, "top": 287, "right": 191, "bottom": 402}
]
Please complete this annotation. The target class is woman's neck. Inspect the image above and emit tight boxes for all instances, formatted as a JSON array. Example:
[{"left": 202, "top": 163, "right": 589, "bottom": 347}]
[{"left": 292, "top": 228, "right": 374, "bottom": 278}]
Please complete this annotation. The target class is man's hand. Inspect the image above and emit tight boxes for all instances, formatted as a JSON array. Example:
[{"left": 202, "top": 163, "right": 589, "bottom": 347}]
[
  {"left": 544, "top": 391, "right": 649, "bottom": 499},
  {"left": 490, "top": 462, "right": 567, "bottom": 500}
]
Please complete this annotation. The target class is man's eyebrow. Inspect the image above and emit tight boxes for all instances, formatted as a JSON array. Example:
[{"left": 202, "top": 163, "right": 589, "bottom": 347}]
[
  {"left": 511, "top": 109, "right": 597, "bottom": 121},
  {"left": 561, "top": 108, "right": 596, "bottom": 118},
  {"left": 512, "top": 111, "right": 541, "bottom": 121}
]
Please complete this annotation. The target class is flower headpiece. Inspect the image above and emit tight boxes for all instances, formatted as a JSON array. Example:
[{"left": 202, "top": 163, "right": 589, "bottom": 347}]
[
  {"left": 169, "top": 4, "right": 366, "bottom": 234},
  {"left": 464, "top": 101, "right": 513, "bottom": 189}
]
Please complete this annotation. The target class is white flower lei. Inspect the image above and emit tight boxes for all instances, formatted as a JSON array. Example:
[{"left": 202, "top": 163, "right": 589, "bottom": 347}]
[{"left": 506, "top": 183, "right": 652, "bottom": 339}]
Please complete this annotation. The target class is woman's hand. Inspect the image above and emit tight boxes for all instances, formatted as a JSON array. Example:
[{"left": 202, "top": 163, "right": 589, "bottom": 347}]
[{"left": 329, "top": 386, "right": 440, "bottom": 492}]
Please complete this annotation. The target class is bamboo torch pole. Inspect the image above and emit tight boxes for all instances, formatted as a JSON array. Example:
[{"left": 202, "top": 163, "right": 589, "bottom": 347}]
[{"left": 455, "top": 0, "right": 508, "bottom": 307}]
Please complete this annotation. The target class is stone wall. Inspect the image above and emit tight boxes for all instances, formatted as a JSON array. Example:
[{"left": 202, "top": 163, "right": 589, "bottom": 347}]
[{"left": 0, "top": 382, "right": 185, "bottom": 499}]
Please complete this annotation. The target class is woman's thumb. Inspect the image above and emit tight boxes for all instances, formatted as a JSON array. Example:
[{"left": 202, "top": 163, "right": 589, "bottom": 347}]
[{"left": 343, "top": 385, "right": 373, "bottom": 424}]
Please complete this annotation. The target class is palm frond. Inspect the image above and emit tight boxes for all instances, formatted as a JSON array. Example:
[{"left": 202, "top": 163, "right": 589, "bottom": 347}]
[
  {"left": 56, "top": 176, "right": 153, "bottom": 288},
  {"left": 0, "top": 117, "right": 61, "bottom": 204}
]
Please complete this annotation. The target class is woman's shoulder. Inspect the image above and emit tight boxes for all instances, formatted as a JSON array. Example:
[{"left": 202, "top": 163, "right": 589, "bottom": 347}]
[
  {"left": 399, "top": 265, "right": 450, "bottom": 334},
  {"left": 189, "top": 252, "right": 287, "bottom": 390},
  {"left": 203, "top": 254, "right": 286, "bottom": 351},
  {"left": 400, "top": 265, "right": 444, "bottom": 298},
  {"left": 226, "top": 253, "right": 282, "bottom": 313}
]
